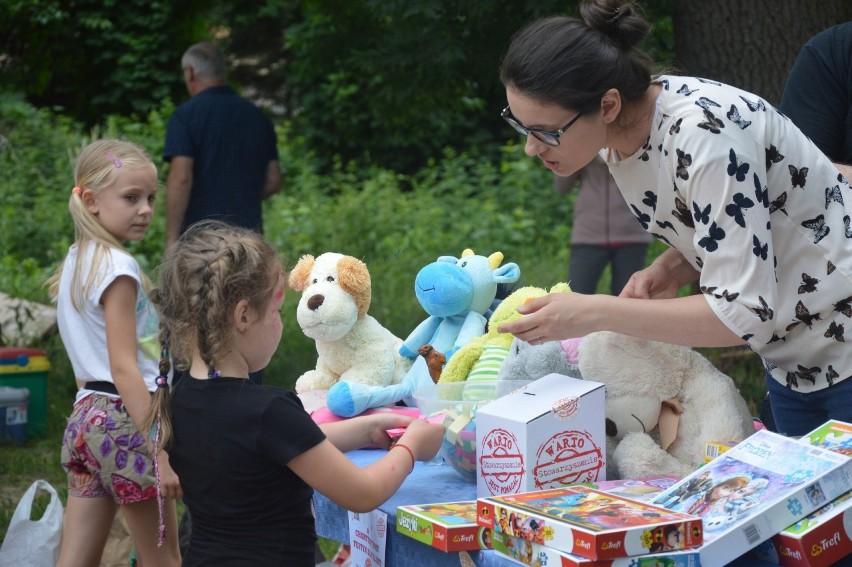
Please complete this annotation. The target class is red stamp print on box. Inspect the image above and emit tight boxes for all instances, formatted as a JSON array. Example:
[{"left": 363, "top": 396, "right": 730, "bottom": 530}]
[
  {"left": 533, "top": 430, "right": 604, "bottom": 489},
  {"left": 480, "top": 428, "right": 525, "bottom": 495},
  {"left": 552, "top": 396, "right": 579, "bottom": 421}
]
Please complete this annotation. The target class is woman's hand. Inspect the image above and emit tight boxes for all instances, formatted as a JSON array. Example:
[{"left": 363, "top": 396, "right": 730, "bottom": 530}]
[
  {"left": 619, "top": 263, "right": 681, "bottom": 299},
  {"left": 497, "top": 291, "right": 606, "bottom": 344}
]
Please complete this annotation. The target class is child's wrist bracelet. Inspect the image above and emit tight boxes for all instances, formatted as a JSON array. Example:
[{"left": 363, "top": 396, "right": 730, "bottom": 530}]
[{"left": 391, "top": 442, "right": 416, "bottom": 473}]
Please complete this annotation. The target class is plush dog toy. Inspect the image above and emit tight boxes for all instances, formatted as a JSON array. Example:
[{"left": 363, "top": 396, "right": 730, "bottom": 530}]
[
  {"left": 577, "top": 331, "right": 755, "bottom": 479},
  {"left": 440, "top": 283, "right": 572, "bottom": 384},
  {"left": 288, "top": 253, "right": 412, "bottom": 404}
]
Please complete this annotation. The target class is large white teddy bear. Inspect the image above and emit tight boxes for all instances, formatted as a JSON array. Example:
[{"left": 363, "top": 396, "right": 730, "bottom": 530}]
[
  {"left": 577, "top": 331, "right": 755, "bottom": 480},
  {"left": 288, "top": 252, "right": 412, "bottom": 396}
]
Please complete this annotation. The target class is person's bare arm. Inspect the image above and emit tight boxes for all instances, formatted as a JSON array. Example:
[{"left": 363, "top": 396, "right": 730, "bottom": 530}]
[
  {"left": 291, "top": 418, "right": 443, "bottom": 512},
  {"left": 165, "top": 156, "right": 193, "bottom": 248},
  {"left": 499, "top": 290, "right": 744, "bottom": 348},
  {"left": 103, "top": 276, "right": 182, "bottom": 498},
  {"left": 834, "top": 162, "right": 852, "bottom": 181},
  {"left": 262, "top": 159, "right": 282, "bottom": 199}
]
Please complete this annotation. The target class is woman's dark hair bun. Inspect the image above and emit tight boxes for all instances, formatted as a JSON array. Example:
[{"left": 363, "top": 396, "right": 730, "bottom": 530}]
[{"left": 580, "top": 0, "right": 650, "bottom": 52}]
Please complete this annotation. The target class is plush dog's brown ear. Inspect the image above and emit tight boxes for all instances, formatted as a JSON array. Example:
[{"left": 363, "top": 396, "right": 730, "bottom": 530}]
[
  {"left": 338, "top": 256, "right": 371, "bottom": 317},
  {"left": 288, "top": 255, "right": 315, "bottom": 292}
]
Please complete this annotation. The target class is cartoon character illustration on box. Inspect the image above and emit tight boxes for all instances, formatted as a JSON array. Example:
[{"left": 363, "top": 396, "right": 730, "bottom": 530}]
[
  {"left": 804, "top": 481, "right": 827, "bottom": 506},
  {"left": 656, "top": 470, "right": 712, "bottom": 508},
  {"left": 480, "top": 527, "right": 492, "bottom": 549},
  {"left": 520, "top": 539, "right": 534, "bottom": 564},
  {"left": 509, "top": 512, "right": 524, "bottom": 537},
  {"left": 686, "top": 476, "right": 749, "bottom": 516},
  {"left": 647, "top": 524, "right": 685, "bottom": 552},
  {"left": 520, "top": 517, "right": 545, "bottom": 544},
  {"left": 722, "top": 476, "right": 770, "bottom": 518},
  {"left": 498, "top": 508, "right": 510, "bottom": 534},
  {"left": 587, "top": 504, "right": 664, "bottom": 530}
]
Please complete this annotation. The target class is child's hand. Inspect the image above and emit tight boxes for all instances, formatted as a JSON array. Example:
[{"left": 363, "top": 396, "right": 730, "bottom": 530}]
[
  {"left": 366, "top": 413, "right": 415, "bottom": 450},
  {"left": 398, "top": 418, "right": 444, "bottom": 462},
  {"left": 157, "top": 451, "right": 183, "bottom": 500}
]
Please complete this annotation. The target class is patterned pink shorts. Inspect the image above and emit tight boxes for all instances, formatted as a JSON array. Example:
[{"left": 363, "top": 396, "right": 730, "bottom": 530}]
[{"left": 60, "top": 394, "right": 157, "bottom": 504}]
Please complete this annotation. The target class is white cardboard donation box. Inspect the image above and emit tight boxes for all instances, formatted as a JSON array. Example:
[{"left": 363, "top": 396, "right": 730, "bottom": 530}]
[{"left": 475, "top": 373, "right": 606, "bottom": 499}]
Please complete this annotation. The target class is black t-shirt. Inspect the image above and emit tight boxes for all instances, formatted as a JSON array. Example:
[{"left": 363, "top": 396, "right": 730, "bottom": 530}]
[
  {"left": 169, "top": 376, "right": 326, "bottom": 566},
  {"left": 780, "top": 21, "right": 852, "bottom": 164}
]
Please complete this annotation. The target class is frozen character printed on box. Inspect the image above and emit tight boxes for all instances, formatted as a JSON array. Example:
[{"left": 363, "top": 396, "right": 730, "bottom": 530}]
[
  {"left": 685, "top": 476, "right": 749, "bottom": 516},
  {"left": 657, "top": 470, "right": 713, "bottom": 508},
  {"left": 723, "top": 477, "right": 770, "bottom": 517}
]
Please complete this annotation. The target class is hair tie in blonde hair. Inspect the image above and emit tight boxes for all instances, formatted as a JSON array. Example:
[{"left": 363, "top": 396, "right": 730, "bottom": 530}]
[
  {"left": 104, "top": 151, "right": 123, "bottom": 168},
  {"left": 72, "top": 186, "right": 83, "bottom": 195}
]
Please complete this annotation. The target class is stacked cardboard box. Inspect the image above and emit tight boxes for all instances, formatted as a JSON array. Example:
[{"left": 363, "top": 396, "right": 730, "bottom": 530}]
[
  {"left": 651, "top": 428, "right": 852, "bottom": 567},
  {"left": 476, "top": 485, "right": 703, "bottom": 561},
  {"left": 396, "top": 500, "right": 491, "bottom": 552},
  {"left": 752, "top": 420, "right": 852, "bottom": 566}
]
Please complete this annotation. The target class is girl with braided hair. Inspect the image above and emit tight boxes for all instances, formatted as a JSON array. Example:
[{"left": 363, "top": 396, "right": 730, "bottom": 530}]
[
  {"left": 497, "top": 0, "right": 852, "bottom": 436},
  {"left": 48, "top": 139, "right": 181, "bottom": 567},
  {"left": 146, "top": 220, "right": 443, "bottom": 566}
]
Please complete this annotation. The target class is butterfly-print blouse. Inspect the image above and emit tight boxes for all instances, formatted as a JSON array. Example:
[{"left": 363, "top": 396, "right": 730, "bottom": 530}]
[{"left": 606, "top": 75, "right": 852, "bottom": 393}]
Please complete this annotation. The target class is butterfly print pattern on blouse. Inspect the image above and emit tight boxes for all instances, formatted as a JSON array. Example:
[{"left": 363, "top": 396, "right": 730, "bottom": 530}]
[
  {"left": 786, "top": 300, "right": 822, "bottom": 331},
  {"left": 824, "top": 321, "right": 845, "bottom": 342},
  {"left": 797, "top": 273, "right": 819, "bottom": 294},
  {"left": 769, "top": 192, "right": 788, "bottom": 216},
  {"left": 739, "top": 96, "right": 766, "bottom": 112},
  {"left": 753, "top": 173, "right": 769, "bottom": 208},
  {"left": 801, "top": 215, "right": 830, "bottom": 243},
  {"left": 693, "top": 202, "right": 711, "bottom": 225},
  {"left": 695, "top": 97, "right": 721, "bottom": 111},
  {"left": 786, "top": 365, "right": 820, "bottom": 388},
  {"left": 824, "top": 185, "right": 844, "bottom": 209},
  {"left": 765, "top": 145, "right": 784, "bottom": 170},
  {"left": 789, "top": 165, "right": 808, "bottom": 189},
  {"left": 752, "top": 296, "right": 773, "bottom": 322},
  {"left": 672, "top": 197, "right": 694, "bottom": 228},
  {"left": 698, "top": 221, "right": 725, "bottom": 252},
  {"left": 832, "top": 296, "right": 852, "bottom": 319},
  {"left": 697, "top": 109, "right": 724, "bottom": 133},
  {"left": 752, "top": 235, "right": 768, "bottom": 260},
  {"left": 677, "top": 84, "right": 698, "bottom": 96},
  {"left": 726, "top": 192, "right": 754, "bottom": 227},
  {"left": 726, "top": 105, "right": 751, "bottom": 129},
  {"left": 675, "top": 149, "right": 692, "bottom": 180},
  {"left": 631, "top": 204, "right": 651, "bottom": 229},
  {"left": 727, "top": 149, "right": 749, "bottom": 182}
]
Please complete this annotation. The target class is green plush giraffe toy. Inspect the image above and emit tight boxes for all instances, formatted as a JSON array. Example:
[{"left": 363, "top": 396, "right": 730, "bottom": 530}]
[{"left": 437, "top": 283, "right": 571, "bottom": 388}]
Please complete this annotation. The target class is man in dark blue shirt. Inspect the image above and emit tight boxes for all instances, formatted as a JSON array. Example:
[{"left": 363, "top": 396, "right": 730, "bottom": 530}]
[
  {"left": 780, "top": 21, "right": 852, "bottom": 181},
  {"left": 163, "top": 41, "right": 281, "bottom": 248}
]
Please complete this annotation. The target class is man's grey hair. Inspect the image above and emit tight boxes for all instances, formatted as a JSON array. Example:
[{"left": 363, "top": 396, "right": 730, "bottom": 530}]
[{"left": 181, "top": 42, "right": 226, "bottom": 81}]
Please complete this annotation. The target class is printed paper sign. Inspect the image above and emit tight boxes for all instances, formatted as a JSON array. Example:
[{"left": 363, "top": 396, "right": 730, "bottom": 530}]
[{"left": 348, "top": 509, "right": 388, "bottom": 567}]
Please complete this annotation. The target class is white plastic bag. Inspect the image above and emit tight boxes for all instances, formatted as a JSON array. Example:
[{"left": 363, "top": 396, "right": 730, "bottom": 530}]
[{"left": 0, "top": 479, "right": 64, "bottom": 567}]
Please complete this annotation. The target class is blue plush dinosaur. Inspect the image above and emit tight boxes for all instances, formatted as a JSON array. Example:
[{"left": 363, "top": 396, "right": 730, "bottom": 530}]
[{"left": 325, "top": 249, "right": 521, "bottom": 416}]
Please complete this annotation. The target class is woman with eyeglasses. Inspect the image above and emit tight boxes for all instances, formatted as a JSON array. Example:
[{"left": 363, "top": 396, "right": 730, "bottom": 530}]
[{"left": 497, "top": 0, "right": 852, "bottom": 437}]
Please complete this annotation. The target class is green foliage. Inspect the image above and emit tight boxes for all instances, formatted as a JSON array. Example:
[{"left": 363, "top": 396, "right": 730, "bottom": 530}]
[{"left": 0, "top": 0, "right": 204, "bottom": 126}]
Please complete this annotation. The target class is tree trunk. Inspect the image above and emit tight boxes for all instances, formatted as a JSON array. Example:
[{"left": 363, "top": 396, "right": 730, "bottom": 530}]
[{"left": 673, "top": 0, "right": 852, "bottom": 105}]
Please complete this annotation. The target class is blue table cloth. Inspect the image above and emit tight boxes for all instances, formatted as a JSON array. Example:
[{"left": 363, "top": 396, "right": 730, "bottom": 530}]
[{"left": 312, "top": 449, "right": 783, "bottom": 566}]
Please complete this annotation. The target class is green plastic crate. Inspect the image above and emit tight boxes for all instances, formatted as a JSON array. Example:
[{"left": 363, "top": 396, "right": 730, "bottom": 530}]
[{"left": 0, "top": 347, "right": 50, "bottom": 438}]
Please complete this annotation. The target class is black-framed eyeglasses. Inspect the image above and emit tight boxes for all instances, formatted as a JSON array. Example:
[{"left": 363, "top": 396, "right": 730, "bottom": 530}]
[{"left": 501, "top": 105, "right": 584, "bottom": 147}]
